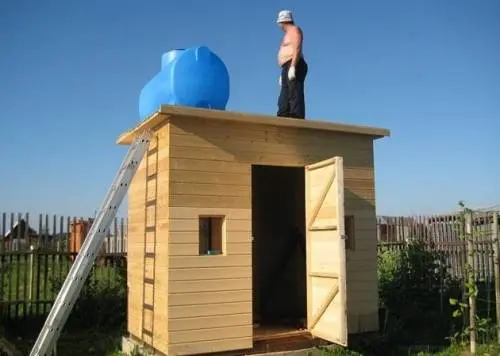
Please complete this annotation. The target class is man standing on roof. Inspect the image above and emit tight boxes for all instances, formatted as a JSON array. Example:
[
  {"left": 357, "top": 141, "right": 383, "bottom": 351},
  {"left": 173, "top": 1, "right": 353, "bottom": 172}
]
[{"left": 276, "top": 9, "right": 308, "bottom": 119}]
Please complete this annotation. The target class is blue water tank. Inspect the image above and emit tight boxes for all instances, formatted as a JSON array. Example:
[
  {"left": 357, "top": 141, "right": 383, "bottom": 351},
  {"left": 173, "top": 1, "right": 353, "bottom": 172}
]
[{"left": 138, "top": 46, "right": 230, "bottom": 120}]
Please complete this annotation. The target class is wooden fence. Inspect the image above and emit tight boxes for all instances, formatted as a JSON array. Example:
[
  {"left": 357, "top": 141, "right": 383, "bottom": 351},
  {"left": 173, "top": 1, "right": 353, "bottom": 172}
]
[
  {"left": 0, "top": 212, "right": 128, "bottom": 321},
  {"left": 0, "top": 212, "right": 128, "bottom": 253},
  {"left": 377, "top": 211, "right": 500, "bottom": 282}
]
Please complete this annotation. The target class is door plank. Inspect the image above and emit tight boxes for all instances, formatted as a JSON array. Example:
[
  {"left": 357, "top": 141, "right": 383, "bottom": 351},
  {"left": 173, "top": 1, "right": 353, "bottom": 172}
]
[
  {"left": 305, "top": 156, "right": 348, "bottom": 347},
  {"left": 309, "top": 283, "right": 339, "bottom": 329}
]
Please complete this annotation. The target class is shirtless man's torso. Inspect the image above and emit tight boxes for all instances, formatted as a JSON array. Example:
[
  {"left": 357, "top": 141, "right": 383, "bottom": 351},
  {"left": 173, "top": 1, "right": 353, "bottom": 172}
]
[{"left": 278, "top": 25, "right": 304, "bottom": 67}]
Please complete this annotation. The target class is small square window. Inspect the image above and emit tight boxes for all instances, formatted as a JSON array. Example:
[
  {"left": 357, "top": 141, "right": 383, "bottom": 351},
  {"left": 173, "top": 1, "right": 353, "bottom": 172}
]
[
  {"left": 345, "top": 215, "right": 356, "bottom": 250},
  {"left": 199, "top": 216, "right": 225, "bottom": 256}
]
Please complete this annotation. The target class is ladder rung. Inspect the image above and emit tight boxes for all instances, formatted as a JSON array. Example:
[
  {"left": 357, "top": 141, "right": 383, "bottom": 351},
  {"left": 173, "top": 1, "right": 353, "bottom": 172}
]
[
  {"left": 309, "top": 272, "right": 339, "bottom": 279},
  {"left": 147, "top": 147, "right": 158, "bottom": 156},
  {"left": 309, "top": 225, "right": 338, "bottom": 232}
]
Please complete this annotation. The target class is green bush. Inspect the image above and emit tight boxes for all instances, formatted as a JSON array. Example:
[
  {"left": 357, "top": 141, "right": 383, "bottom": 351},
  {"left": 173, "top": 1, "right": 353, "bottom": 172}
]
[
  {"left": 378, "top": 241, "right": 460, "bottom": 345},
  {"left": 49, "top": 256, "right": 127, "bottom": 331}
]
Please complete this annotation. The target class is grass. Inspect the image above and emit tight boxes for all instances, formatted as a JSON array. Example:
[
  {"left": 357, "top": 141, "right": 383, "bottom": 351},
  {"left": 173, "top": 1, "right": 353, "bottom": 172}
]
[
  {"left": 8, "top": 328, "right": 124, "bottom": 355},
  {"left": 416, "top": 343, "right": 500, "bottom": 356},
  {"left": 314, "top": 347, "right": 364, "bottom": 355},
  {"left": 312, "top": 343, "right": 500, "bottom": 356}
]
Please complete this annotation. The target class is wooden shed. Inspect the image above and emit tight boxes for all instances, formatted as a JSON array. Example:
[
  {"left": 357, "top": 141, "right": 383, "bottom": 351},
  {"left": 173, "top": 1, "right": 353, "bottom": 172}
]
[{"left": 117, "top": 105, "right": 390, "bottom": 356}]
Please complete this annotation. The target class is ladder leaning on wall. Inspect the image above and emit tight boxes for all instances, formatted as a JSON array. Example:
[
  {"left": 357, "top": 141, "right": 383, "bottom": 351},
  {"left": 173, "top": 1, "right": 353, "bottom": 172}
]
[{"left": 29, "top": 130, "right": 152, "bottom": 356}]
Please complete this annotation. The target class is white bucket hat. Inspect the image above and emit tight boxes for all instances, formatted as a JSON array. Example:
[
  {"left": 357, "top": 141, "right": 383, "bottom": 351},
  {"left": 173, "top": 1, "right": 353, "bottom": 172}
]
[{"left": 277, "top": 10, "right": 294, "bottom": 23}]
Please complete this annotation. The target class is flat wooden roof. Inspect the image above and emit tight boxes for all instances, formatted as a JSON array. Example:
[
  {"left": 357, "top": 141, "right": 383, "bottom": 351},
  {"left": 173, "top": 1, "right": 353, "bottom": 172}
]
[{"left": 117, "top": 105, "right": 391, "bottom": 145}]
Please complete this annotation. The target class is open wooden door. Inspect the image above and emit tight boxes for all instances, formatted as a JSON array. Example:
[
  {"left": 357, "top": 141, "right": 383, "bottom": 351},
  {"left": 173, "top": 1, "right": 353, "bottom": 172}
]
[{"left": 305, "top": 156, "right": 347, "bottom": 346}]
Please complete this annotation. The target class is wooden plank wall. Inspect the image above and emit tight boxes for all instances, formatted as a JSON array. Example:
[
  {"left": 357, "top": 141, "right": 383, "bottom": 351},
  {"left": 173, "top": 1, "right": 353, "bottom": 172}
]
[
  {"left": 127, "top": 124, "right": 170, "bottom": 355},
  {"left": 167, "top": 117, "right": 254, "bottom": 355},
  {"left": 127, "top": 143, "right": 147, "bottom": 341},
  {"left": 166, "top": 115, "right": 379, "bottom": 353},
  {"left": 167, "top": 206, "right": 253, "bottom": 355}
]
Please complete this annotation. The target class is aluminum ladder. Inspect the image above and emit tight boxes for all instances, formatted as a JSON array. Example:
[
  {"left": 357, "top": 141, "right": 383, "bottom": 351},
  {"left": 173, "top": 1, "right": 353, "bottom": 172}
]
[{"left": 29, "top": 130, "right": 152, "bottom": 356}]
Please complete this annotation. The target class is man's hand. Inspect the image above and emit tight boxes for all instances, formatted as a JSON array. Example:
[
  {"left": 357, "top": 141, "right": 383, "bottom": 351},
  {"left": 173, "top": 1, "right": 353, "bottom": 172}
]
[{"left": 288, "top": 66, "right": 296, "bottom": 81}]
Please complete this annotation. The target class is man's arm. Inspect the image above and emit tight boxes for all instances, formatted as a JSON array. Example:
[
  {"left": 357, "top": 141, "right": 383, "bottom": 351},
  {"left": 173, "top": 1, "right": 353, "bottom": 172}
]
[{"left": 290, "top": 27, "right": 303, "bottom": 67}]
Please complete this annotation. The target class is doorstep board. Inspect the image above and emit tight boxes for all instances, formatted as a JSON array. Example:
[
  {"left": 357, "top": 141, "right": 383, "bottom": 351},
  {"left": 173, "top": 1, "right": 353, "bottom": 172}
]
[{"left": 122, "top": 330, "right": 331, "bottom": 356}]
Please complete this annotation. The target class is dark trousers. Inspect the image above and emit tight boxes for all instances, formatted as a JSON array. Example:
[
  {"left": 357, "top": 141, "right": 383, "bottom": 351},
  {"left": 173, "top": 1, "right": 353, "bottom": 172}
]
[{"left": 277, "top": 58, "right": 308, "bottom": 119}]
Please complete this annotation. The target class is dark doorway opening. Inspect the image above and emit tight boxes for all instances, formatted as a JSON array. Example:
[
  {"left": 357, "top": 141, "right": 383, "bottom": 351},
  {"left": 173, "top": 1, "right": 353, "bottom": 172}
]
[{"left": 251, "top": 165, "right": 307, "bottom": 339}]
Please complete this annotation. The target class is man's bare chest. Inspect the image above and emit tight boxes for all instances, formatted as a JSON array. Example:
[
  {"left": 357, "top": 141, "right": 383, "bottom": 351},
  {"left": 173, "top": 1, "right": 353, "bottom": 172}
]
[{"left": 280, "top": 33, "right": 292, "bottom": 47}]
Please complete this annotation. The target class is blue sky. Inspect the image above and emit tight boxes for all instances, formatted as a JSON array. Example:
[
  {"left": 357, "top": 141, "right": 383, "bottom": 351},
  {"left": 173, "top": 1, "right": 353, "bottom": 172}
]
[{"left": 0, "top": 0, "right": 498, "bottom": 217}]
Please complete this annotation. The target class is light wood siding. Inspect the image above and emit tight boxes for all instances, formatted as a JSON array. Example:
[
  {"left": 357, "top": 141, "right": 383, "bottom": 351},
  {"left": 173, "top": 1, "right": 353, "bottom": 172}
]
[
  {"left": 166, "top": 115, "right": 378, "bottom": 354},
  {"left": 127, "top": 138, "right": 147, "bottom": 341},
  {"left": 167, "top": 206, "right": 253, "bottom": 355},
  {"left": 167, "top": 118, "right": 253, "bottom": 355},
  {"left": 127, "top": 124, "right": 171, "bottom": 355},
  {"left": 152, "top": 123, "right": 170, "bottom": 354}
]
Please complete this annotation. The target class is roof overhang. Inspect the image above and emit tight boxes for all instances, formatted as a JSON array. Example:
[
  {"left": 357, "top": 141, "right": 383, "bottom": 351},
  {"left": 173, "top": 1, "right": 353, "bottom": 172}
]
[{"left": 117, "top": 105, "right": 391, "bottom": 145}]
